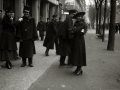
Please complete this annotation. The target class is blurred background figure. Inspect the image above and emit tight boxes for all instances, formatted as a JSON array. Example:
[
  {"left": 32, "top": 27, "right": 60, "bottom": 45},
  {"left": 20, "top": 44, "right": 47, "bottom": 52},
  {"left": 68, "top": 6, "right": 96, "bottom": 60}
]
[
  {"left": 37, "top": 16, "right": 46, "bottom": 41},
  {"left": 43, "top": 15, "right": 57, "bottom": 56}
]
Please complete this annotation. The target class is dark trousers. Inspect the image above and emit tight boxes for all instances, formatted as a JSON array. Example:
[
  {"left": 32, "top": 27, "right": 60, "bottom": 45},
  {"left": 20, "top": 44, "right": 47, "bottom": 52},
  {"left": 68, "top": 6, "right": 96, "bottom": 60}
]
[
  {"left": 60, "top": 55, "right": 71, "bottom": 64},
  {"left": 60, "top": 56, "right": 66, "bottom": 64},
  {"left": 22, "top": 57, "right": 32, "bottom": 65}
]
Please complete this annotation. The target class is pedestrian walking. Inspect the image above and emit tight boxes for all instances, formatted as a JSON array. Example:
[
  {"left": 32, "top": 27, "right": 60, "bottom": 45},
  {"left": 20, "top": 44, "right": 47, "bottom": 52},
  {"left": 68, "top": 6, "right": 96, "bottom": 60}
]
[
  {"left": 69, "top": 12, "right": 87, "bottom": 75},
  {"left": 43, "top": 15, "right": 57, "bottom": 56},
  {"left": 116, "top": 23, "right": 119, "bottom": 34},
  {"left": 57, "top": 10, "right": 77, "bottom": 66},
  {"left": 0, "top": 7, "right": 22, "bottom": 69},
  {"left": 37, "top": 16, "right": 46, "bottom": 41},
  {"left": 16, "top": 5, "right": 38, "bottom": 67}
]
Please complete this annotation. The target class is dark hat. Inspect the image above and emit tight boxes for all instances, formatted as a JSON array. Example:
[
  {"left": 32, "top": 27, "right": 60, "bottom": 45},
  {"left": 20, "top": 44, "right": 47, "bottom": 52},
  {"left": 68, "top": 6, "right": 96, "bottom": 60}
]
[
  {"left": 0, "top": 10, "right": 2, "bottom": 12},
  {"left": 23, "top": 5, "right": 30, "bottom": 12},
  {"left": 73, "top": 12, "right": 86, "bottom": 18},
  {"left": 4, "top": 7, "right": 12, "bottom": 13},
  {"left": 69, "top": 10, "right": 77, "bottom": 14},
  {"left": 52, "top": 15, "right": 57, "bottom": 18}
]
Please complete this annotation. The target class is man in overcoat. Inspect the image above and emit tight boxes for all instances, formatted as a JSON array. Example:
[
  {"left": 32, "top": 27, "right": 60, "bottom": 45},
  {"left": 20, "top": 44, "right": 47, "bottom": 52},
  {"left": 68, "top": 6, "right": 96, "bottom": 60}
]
[
  {"left": 57, "top": 10, "right": 77, "bottom": 66},
  {"left": 43, "top": 15, "right": 57, "bottom": 56},
  {"left": 16, "top": 5, "right": 38, "bottom": 67},
  {"left": 37, "top": 16, "right": 46, "bottom": 41}
]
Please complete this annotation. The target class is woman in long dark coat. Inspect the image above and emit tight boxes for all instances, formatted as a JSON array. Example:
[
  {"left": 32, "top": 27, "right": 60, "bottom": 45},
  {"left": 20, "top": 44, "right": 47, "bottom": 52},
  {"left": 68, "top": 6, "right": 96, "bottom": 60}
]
[
  {"left": 69, "top": 12, "right": 87, "bottom": 75},
  {"left": 0, "top": 7, "right": 20, "bottom": 69}
]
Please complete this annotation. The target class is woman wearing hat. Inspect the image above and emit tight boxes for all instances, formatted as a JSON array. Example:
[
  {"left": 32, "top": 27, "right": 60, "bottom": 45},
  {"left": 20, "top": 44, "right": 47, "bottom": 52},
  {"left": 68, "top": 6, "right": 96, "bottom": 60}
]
[
  {"left": 0, "top": 7, "right": 22, "bottom": 69},
  {"left": 69, "top": 12, "right": 87, "bottom": 75}
]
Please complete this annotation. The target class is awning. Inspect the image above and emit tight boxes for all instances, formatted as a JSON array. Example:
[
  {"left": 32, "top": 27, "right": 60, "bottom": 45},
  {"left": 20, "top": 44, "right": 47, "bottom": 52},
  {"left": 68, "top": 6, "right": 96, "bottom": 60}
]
[{"left": 47, "top": 0, "right": 59, "bottom": 5}]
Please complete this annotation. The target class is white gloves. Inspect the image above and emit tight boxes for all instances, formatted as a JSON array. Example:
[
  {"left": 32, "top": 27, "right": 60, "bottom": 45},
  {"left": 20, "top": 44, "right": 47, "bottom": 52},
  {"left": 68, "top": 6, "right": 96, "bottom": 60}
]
[{"left": 18, "top": 18, "right": 23, "bottom": 22}]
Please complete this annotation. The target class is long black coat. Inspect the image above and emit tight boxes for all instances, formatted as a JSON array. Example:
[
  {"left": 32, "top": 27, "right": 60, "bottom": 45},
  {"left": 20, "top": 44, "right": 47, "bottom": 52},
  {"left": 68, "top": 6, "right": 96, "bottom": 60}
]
[
  {"left": 0, "top": 15, "right": 17, "bottom": 50},
  {"left": 57, "top": 16, "right": 73, "bottom": 56},
  {"left": 69, "top": 20, "right": 87, "bottom": 66},
  {"left": 0, "top": 15, "right": 17, "bottom": 60},
  {"left": 16, "top": 16, "right": 38, "bottom": 58},
  {"left": 43, "top": 19, "right": 57, "bottom": 49},
  {"left": 37, "top": 21, "right": 46, "bottom": 37}
]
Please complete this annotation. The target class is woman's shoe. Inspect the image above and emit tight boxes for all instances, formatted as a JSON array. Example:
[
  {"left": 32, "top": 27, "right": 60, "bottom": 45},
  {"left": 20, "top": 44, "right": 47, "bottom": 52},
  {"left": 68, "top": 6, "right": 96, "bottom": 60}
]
[
  {"left": 74, "top": 70, "right": 83, "bottom": 75},
  {"left": 9, "top": 61, "right": 14, "bottom": 67},
  {"left": 6, "top": 61, "right": 12, "bottom": 69}
]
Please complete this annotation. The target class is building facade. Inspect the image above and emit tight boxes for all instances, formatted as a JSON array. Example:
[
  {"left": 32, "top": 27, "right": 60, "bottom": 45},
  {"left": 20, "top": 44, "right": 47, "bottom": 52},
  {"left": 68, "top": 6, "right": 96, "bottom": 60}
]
[{"left": 0, "top": 0, "right": 60, "bottom": 24}]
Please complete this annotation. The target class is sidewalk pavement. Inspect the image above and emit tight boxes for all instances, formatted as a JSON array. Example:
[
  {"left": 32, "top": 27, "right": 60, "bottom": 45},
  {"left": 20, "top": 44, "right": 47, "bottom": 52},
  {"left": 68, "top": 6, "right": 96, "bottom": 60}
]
[
  {"left": 0, "top": 39, "right": 59, "bottom": 90},
  {"left": 0, "top": 29, "right": 120, "bottom": 90},
  {"left": 28, "top": 30, "right": 120, "bottom": 90}
]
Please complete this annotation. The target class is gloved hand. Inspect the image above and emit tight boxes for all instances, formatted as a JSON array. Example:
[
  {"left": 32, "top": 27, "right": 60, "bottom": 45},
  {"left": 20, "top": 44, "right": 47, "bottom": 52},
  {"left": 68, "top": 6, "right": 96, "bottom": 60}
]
[{"left": 18, "top": 18, "right": 23, "bottom": 22}]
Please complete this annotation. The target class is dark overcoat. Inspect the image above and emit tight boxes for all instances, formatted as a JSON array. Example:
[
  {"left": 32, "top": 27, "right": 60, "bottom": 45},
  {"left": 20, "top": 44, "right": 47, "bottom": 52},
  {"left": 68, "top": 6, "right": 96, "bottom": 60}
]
[
  {"left": 69, "top": 20, "right": 87, "bottom": 66},
  {"left": 0, "top": 15, "right": 17, "bottom": 61},
  {"left": 57, "top": 16, "right": 73, "bottom": 56},
  {"left": 43, "top": 19, "right": 57, "bottom": 49},
  {"left": 37, "top": 21, "right": 46, "bottom": 37},
  {"left": 57, "top": 21, "right": 62, "bottom": 33},
  {"left": 16, "top": 16, "right": 38, "bottom": 58},
  {"left": 0, "top": 17, "right": 2, "bottom": 35}
]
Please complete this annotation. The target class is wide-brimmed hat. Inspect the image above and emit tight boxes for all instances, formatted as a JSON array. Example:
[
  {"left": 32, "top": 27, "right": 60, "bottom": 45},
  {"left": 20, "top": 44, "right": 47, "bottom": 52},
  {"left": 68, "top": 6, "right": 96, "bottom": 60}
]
[
  {"left": 23, "top": 5, "right": 30, "bottom": 12},
  {"left": 69, "top": 9, "right": 77, "bottom": 14},
  {"left": 73, "top": 12, "right": 86, "bottom": 18}
]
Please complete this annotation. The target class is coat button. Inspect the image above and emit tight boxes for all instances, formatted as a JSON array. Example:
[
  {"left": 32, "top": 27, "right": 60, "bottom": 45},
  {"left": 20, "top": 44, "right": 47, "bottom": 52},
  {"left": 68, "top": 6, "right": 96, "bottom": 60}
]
[{"left": 25, "top": 29, "right": 27, "bottom": 31}]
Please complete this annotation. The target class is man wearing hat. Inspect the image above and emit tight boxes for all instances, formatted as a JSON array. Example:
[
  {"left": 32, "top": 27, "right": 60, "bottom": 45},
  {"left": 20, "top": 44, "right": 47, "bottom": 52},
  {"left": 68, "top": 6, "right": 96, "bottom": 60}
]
[
  {"left": 69, "top": 12, "right": 87, "bottom": 75},
  {"left": 43, "top": 15, "right": 58, "bottom": 56},
  {"left": 57, "top": 9, "right": 77, "bottom": 66},
  {"left": 37, "top": 16, "right": 46, "bottom": 41},
  {"left": 16, "top": 5, "right": 38, "bottom": 67}
]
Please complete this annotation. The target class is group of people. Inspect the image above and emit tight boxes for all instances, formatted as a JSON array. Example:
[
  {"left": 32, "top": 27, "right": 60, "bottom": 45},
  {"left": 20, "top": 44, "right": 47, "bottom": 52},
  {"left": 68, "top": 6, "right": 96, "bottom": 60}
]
[
  {"left": 42, "top": 10, "right": 87, "bottom": 75},
  {"left": 0, "top": 5, "right": 87, "bottom": 75},
  {"left": 0, "top": 6, "right": 38, "bottom": 69}
]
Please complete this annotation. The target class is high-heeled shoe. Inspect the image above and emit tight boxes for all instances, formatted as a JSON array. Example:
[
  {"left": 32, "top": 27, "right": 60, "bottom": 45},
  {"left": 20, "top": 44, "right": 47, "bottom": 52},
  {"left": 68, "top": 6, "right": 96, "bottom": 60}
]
[
  {"left": 6, "top": 61, "right": 12, "bottom": 69},
  {"left": 9, "top": 61, "right": 14, "bottom": 67},
  {"left": 74, "top": 70, "right": 83, "bottom": 75}
]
